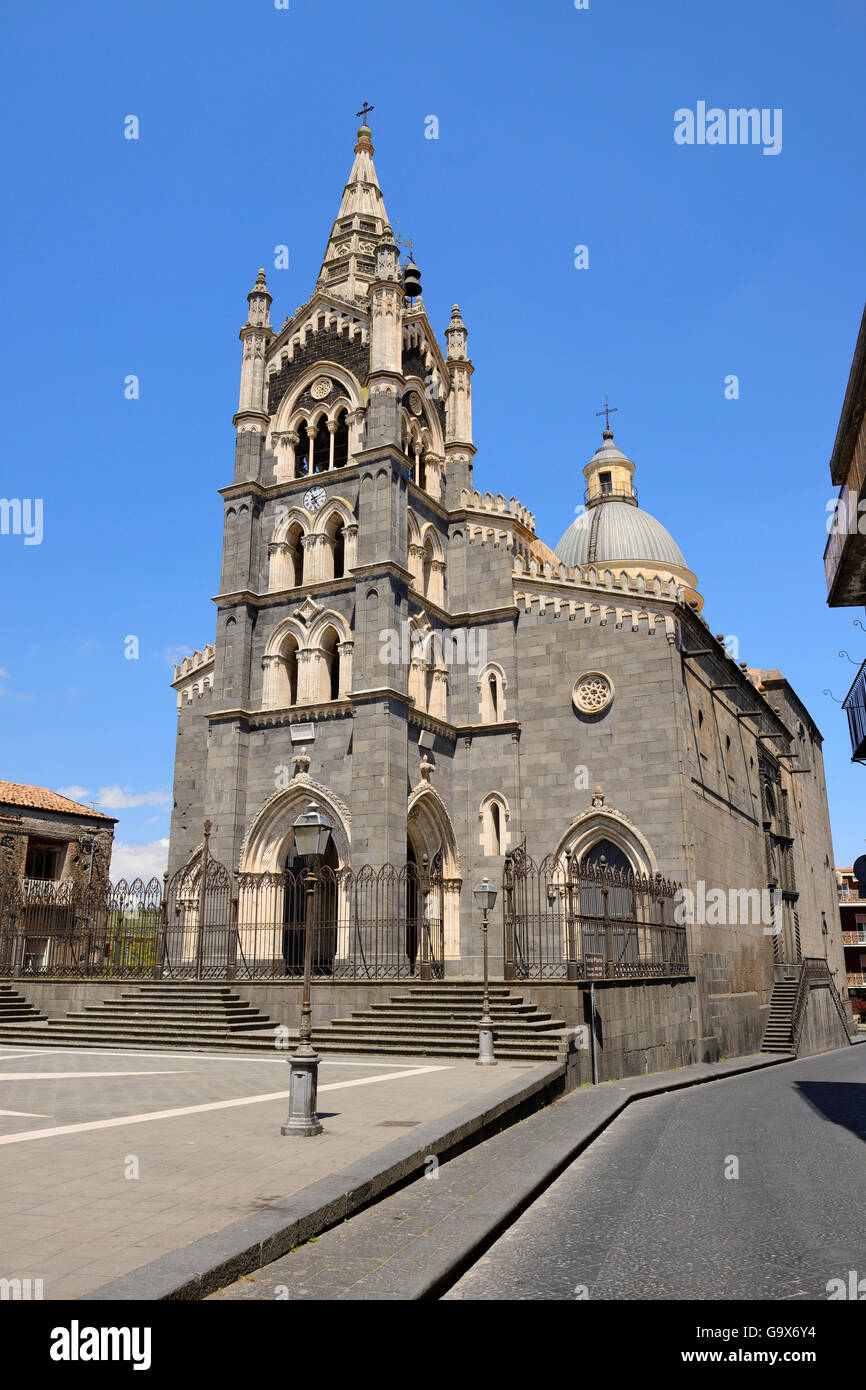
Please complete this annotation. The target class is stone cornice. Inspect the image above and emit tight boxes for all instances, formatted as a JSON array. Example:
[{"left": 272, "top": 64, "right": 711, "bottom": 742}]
[
  {"left": 207, "top": 700, "right": 353, "bottom": 728},
  {"left": 212, "top": 576, "right": 356, "bottom": 608},
  {"left": 453, "top": 720, "right": 521, "bottom": 737},
  {"left": 350, "top": 687, "right": 411, "bottom": 709},
  {"left": 350, "top": 561, "right": 414, "bottom": 586},
  {"left": 219, "top": 465, "right": 363, "bottom": 503},
  {"left": 414, "top": 599, "right": 518, "bottom": 627},
  {"left": 407, "top": 708, "right": 458, "bottom": 742}
]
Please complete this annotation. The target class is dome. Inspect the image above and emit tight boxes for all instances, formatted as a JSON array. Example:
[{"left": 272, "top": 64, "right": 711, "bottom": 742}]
[{"left": 555, "top": 500, "right": 689, "bottom": 571}]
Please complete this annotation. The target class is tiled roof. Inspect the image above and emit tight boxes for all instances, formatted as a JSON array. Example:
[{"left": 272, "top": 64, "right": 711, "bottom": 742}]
[{"left": 0, "top": 781, "right": 114, "bottom": 821}]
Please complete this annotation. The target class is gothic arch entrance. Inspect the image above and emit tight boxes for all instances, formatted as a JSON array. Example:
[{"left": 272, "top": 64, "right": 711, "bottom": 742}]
[
  {"left": 407, "top": 785, "right": 461, "bottom": 961},
  {"left": 281, "top": 836, "right": 339, "bottom": 976},
  {"left": 237, "top": 780, "right": 351, "bottom": 977}
]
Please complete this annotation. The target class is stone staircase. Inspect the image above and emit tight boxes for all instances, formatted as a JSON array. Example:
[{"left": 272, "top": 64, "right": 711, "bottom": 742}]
[
  {"left": 0, "top": 982, "right": 45, "bottom": 1024},
  {"left": 311, "top": 984, "right": 572, "bottom": 1061},
  {"left": 0, "top": 983, "right": 277, "bottom": 1052},
  {"left": 760, "top": 977, "right": 800, "bottom": 1053},
  {"left": 0, "top": 981, "right": 572, "bottom": 1061}
]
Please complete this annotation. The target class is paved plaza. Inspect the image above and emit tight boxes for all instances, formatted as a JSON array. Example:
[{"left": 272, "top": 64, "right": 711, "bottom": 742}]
[{"left": 0, "top": 1042, "right": 541, "bottom": 1299}]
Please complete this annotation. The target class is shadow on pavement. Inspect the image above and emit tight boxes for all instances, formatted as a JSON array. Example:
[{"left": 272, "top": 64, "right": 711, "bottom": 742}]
[{"left": 793, "top": 1081, "right": 866, "bottom": 1143}]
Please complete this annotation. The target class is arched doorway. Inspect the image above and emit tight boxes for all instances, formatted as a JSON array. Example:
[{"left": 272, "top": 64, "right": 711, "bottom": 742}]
[
  {"left": 407, "top": 785, "right": 461, "bottom": 964},
  {"left": 575, "top": 838, "right": 638, "bottom": 970},
  {"left": 281, "top": 835, "right": 340, "bottom": 976}
]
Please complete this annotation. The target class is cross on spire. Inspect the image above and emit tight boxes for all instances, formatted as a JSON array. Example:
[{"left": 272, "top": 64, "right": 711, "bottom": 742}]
[
  {"left": 356, "top": 101, "right": 375, "bottom": 124},
  {"left": 596, "top": 394, "right": 618, "bottom": 431}
]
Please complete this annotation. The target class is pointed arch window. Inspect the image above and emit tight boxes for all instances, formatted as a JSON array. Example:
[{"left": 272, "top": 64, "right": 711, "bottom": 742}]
[
  {"left": 286, "top": 522, "right": 304, "bottom": 587},
  {"left": 333, "top": 409, "right": 349, "bottom": 469},
  {"left": 326, "top": 516, "right": 346, "bottom": 580},
  {"left": 479, "top": 793, "right": 510, "bottom": 856},
  {"left": 263, "top": 633, "right": 300, "bottom": 709},
  {"left": 316, "top": 625, "right": 341, "bottom": 703},
  {"left": 478, "top": 663, "right": 507, "bottom": 723},
  {"left": 294, "top": 421, "right": 311, "bottom": 478}
]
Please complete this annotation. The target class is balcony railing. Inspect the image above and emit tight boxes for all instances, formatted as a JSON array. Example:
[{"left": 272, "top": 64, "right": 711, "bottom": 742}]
[
  {"left": 842, "top": 931, "right": 866, "bottom": 946},
  {"left": 584, "top": 482, "right": 638, "bottom": 508},
  {"left": 847, "top": 972, "right": 866, "bottom": 988},
  {"left": 842, "top": 659, "right": 866, "bottom": 764},
  {"left": 825, "top": 423, "right": 866, "bottom": 603}
]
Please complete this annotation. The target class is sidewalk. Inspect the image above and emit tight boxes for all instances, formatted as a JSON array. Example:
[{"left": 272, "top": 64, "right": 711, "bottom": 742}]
[
  {"left": 206, "top": 1051, "right": 793, "bottom": 1301},
  {"left": 0, "top": 1043, "right": 562, "bottom": 1300}
]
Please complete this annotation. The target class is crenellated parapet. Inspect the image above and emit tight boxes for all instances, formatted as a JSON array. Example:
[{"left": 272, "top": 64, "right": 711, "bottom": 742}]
[
  {"left": 172, "top": 645, "right": 215, "bottom": 710},
  {"left": 511, "top": 550, "right": 689, "bottom": 603},
  {"left": 173, "top": 645, "right": 215, "bottom": 682},
  {"left": 514, "top": 590, "right": 679, "bottom": 641},
  {"left": 460, "top": 489, "right": 536, "bottom": 533}
]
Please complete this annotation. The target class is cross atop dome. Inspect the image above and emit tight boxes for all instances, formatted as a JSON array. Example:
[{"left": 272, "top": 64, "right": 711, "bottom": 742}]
[{"left": 596, "top": 393, "right": 618, "bottom": 434}]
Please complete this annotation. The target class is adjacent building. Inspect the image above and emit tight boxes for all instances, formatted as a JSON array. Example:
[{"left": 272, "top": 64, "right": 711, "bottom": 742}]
[
  {"left": 837, "top": 865, "right": 866, "bottom": 1000},
  {"left": 824, "top": 299, "right": 866, "bottom": 763},
  {"left": 0, "top": 781, "right": 115, "bottom": 893}
]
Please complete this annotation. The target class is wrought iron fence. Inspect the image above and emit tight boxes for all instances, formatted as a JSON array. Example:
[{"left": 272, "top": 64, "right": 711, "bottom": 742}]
[
  {"left": 503, "top": 844, "right": 687, "bottom": 981},
  {"left": 0, "top": 854, "right": 445, "bottom": 982},
  {"left": 0, "top": 874, "right": 163, "bottom": 978}
]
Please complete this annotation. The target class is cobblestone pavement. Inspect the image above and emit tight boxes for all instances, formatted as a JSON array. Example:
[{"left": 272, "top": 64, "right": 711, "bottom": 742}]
[{"left": 0, "top": 1043, "right": 531, "bottom": 1299}]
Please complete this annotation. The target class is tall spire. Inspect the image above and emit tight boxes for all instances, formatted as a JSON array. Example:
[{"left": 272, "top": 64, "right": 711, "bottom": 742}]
[{"left": 315, "top": 112, "right": 392, "bottom": 303}]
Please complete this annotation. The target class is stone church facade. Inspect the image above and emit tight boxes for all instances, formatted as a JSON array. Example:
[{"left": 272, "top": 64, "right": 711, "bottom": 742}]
[{"left": 168, "top": 119, "right": 848, "bottom": 1060}]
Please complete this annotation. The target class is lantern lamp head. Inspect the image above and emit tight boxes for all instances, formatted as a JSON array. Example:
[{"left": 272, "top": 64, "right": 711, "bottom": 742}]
[
  {"left": 473, "top": 877, "right": 498, "bottom": 913},
  {"left": 293, "top": 804, "right": 332, "bottom": 864}
]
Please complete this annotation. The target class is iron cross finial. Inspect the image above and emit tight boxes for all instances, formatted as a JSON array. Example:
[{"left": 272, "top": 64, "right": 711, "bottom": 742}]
[
  {"left": 356, "top": 101, "right": 375, "bottom": 124},
  {"left": 595, "top": 394, "right": 618, "bottom": 431}
]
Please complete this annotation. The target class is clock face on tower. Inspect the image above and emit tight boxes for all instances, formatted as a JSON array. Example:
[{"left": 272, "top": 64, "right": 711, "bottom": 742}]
[{"left": 304, "top": 486, "right": 326, "bottom": 513}]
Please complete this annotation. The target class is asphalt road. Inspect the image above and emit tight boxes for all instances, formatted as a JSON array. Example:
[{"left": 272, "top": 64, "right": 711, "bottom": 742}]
[{"left": 445, "top": 1045, "right": 866, "bottom": 1301}]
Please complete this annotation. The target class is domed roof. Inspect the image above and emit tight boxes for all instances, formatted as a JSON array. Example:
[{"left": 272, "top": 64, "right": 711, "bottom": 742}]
[{"left": 555, "top": 500, "right": 688, "bottom": 570}]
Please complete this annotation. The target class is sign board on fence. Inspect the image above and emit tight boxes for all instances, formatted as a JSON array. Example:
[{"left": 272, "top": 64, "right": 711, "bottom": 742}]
[{"left": 585, "top": 952, "right": 605, "bottom": 980}]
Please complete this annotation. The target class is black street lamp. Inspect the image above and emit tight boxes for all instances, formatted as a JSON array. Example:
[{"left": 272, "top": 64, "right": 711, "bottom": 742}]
[
  {"left": 474, "top": 877, "right": 498, "bottom": 1066},
  {"left": 281, "top": 804, "right": 332, "bottom": 1137}
]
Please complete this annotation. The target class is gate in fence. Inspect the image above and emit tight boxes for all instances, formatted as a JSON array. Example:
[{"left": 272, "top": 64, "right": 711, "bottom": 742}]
[{"left": 502, "top": 843, "right": 686, "bottom": 981}]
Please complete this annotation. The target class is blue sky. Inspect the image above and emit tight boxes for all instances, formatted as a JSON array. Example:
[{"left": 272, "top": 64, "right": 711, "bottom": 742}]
[{"left": 1, "top": 0, "right": 864, "bottom": 874}]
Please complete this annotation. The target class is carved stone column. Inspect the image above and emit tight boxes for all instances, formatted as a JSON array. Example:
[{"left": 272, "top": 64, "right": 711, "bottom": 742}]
[
  {"left": 303, "top": 532, "right": 330, "bottom": 584},
  {"left": 261, "top": 653, "right": 283, "bottom": 709},
  {"left": 336, "top": 639, "right": 354, "bottom": 699},
  {"left": 424, "top": 453, "right": 445, "bottom": 502},
  {"left": 267, "top": 541, "right": 291, "bottom": 591},
  {"left": 408, "top": 658, "right": 426, "bottom": 711},
  {"left": 429, "top": 558, "right": 446, "bottom": 606},
  {"left": 430, "top": 666, "right": 448, "bottom": 720},
  {"left": 343, "top": 522, "right": 359, "bottom": 573},
  {"left": 408, "top": 542, "right": 425, "bottom": 589}
]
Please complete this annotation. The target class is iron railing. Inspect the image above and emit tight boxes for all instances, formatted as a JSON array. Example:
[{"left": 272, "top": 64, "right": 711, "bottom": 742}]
[
  {"left": 842, "top": 659, "right": 866, "bottom": 764},
  {"left": 0, "top": 855, "right": 445, "bottom": 982},
  {"left": 503, "top": 845, "right": 686, "bottom": 981}
]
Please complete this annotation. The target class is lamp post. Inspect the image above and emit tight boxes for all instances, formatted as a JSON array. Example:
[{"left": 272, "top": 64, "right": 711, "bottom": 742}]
[
  {"left": 281, "top": 804, "right": 332, "bottom": 1137},
  {"left": 474, "top": 877, "right": 498, "bottom": 1066}
]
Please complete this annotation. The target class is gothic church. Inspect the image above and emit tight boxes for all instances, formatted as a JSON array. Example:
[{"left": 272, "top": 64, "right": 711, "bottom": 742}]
[{"left": 168, "top": 119, "right": 848, "bottom": 1062}]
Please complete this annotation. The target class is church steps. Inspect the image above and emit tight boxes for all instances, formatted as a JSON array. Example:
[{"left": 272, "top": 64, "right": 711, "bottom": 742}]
[
  {"left": 0, "top": 984, "right": 45, "bottom": 1024},
  {"left": 0, "top": 982, "right": 571, "bottom": 1060},
  {"left": 329, "top": 1015, "right": 567, "bottom": 1034}
]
